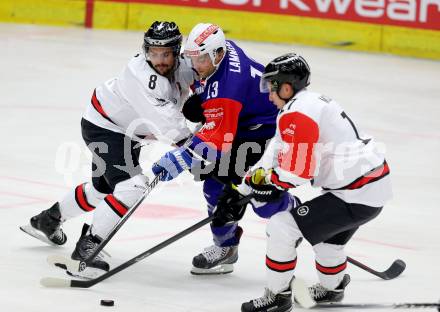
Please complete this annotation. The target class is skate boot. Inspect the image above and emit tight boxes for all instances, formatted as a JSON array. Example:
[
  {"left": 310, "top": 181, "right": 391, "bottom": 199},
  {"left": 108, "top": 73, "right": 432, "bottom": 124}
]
[
  {"left": 68, "top": 224, "right": 109, "bottom": 279},
  {"left": 191, "top": 227, "right": 242, "bottom": 275},
  {"left": 20, "top": 202, "right": 67, "bottom": 246},
  {"left": 308, "top": 274, "right": 351, "bottom": 304},
  {"left": 241, "top": 288, "right": 292, "bottom": 312},
  {"left": 191, "top": 244, "right": 238, "bottom": 275}
]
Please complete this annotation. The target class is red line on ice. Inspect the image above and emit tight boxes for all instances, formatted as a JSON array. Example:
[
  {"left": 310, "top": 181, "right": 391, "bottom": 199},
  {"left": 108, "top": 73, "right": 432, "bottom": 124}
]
[
  {"left": 352, "top": 237, "right": 417, "bottom": 251},
  {"left": 0, "top": 176, "right": 69, "bottom": 189},
  {"left": 0, "top": 200, "right": 45, "bottom": 209},
  {"left": 0, "top": 191, "right": 50, "bottom": 202},
  {"left": 0, "top": 105, "right": 79, "bottom": 111}
]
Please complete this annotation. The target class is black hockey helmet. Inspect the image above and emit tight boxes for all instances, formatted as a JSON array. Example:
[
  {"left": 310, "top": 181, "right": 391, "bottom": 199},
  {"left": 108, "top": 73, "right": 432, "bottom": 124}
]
[
  {"left": 143, "top": 21, "right": 183, "bottom": 56},
  {"left": 261, "top": 53, "right": 311, "bottom": 95}
]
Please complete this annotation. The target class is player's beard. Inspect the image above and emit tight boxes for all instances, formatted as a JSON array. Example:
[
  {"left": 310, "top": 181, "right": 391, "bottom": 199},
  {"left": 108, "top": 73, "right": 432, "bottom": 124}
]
[{"left": 154, "top": 63, "right": 173, "bottom": 76}]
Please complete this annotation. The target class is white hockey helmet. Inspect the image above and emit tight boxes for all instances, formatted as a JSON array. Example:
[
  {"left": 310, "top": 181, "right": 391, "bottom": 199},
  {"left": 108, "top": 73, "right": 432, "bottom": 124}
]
[{"left": 184, "top": 23, "right": 226, "bottom": 65}]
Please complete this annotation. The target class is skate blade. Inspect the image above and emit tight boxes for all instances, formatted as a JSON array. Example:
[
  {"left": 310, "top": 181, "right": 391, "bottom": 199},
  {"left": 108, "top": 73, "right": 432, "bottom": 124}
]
[
  {"left": 47, "top": 254, "right": 80, "bottom": 272},
  {"left": 292, "top": 277, "right": 316, "bottom": 309},
  {"left": 20, "top": 225, "right": 61, "bottom": 247},
  {"left": 190, "top": 264, "right": 234, "bottom": 275},
  {"left": 47, "top": 253, "right": 111, "bottom": 273},
  {"left": 66, "top": 266, "right": 106, "bottom": 280}
]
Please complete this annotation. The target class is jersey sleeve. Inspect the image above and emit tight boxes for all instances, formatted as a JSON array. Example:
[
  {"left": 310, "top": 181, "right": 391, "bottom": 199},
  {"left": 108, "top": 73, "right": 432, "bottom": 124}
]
[
  {"left": 271, "top": 111, "right": 320, "bottom": 189},
  {"left": 250, "top": 135, "right": 280, "bottom": 171},
  {"left": 188, "top": 98, "right": 242, "bottom": 162},
  {"left": 175, "top": 55, "right": 198, "bottom": 108},
  {"left": 119, "top": 65, "right": 191, "bottom": 144}
]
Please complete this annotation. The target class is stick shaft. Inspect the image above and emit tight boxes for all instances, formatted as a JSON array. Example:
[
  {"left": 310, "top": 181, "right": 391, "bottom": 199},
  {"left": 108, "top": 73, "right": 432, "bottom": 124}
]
[
  {"left": 84, "top": 172, "right": 164, "bottom": 263},
  {"left": 71, "top": 215, "right": 214, "bottom": 288}
]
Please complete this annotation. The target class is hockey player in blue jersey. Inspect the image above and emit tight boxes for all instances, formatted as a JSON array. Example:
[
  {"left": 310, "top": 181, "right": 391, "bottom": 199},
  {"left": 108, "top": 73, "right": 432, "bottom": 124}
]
[{"left": 152, "top": 23, "right": 284, "bottom": 275}]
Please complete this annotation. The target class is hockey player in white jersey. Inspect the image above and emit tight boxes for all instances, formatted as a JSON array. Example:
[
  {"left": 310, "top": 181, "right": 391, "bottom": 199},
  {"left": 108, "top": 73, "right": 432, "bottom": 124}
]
[
  {"left": 20, "top": 21, "right": 195, "bottom": 277},
  {"left": 212, "top": 53, "right": 392, "bottom": 312}
]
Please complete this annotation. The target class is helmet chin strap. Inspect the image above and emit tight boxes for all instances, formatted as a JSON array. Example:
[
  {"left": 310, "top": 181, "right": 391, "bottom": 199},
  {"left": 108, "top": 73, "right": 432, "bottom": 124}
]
[
  {"left": 168, "top": 56, "right": 180, "bottom": 78},
  {"left": 210, "top": 49, "right": 225, "bottom": 73}
]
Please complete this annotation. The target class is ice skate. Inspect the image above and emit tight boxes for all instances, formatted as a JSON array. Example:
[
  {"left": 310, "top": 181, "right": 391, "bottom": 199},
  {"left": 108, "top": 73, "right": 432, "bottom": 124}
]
[
  {"left": 67, "top": 224, "right": 109, "bottom": 279},
  {"left": 241, "top": 288, "right": 292, "bottom": 312},
  {"left": 306, "top": 274, "right": 351, "bottom": 304},
  {"left": 191, "top": 244, "right": 239, "bottom": 275},
  {"left": 20, "top": 202, "right": 67, "bottom": 246}
]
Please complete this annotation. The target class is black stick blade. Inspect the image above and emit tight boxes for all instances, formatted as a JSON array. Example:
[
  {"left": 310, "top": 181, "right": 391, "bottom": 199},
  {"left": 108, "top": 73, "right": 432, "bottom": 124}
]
[
  {"left": 347, "top": 257, "right": 406, "bottom": 280},
  {"left": 381, "top": 259, "right": 406, "bottom": 280}
]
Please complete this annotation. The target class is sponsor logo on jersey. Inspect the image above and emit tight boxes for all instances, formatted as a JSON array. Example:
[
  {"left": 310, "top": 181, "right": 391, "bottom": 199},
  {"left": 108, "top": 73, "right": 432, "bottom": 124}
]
[
  {"left": 282, "top": 123, "right": 296, "bottom": 136},
  {"left": 297, "top": 205, "right": 309, "bottom": 216},
  {"left": 202, "top": 121, "right": 216, "bottom": 131},
  {"left": 204, "top": 107, "right": 224, "bottom": 119},
  {"left": 195, "top": 85, "right": 205, "bottom": 94},
  {"left": 199, "top": 107, "right": 223, "bottom": 134},
  {"left": 154, "top": 98, "right": 169, "bottom": 107},
  {"left": 318, "top": 95, "right": 332, "bottom": 103}
]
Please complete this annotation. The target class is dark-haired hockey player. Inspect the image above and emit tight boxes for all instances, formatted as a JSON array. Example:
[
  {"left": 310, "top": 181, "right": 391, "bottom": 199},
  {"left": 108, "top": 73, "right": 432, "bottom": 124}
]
[
  {"left": 214, "top": 53, "right": 392, "bottom": 312},
  {"left": 20, "top": 21, "right": 196, "bottom": 278},
  {"left": 151, "top": 23, "right": 281, "bottom": 275}
]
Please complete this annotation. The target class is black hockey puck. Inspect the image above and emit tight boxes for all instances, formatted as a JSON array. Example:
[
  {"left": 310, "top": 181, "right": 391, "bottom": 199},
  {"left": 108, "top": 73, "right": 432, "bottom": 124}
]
[{"left": 100, "top": 300, "right": 114, "bottom": 307}]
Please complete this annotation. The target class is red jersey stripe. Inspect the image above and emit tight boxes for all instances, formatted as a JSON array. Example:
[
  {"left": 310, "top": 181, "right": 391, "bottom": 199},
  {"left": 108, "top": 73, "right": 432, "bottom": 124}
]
[
  {"left": 91, "top": 90, "right": 109, "bottom": 118},
  {"left": 346, "top": 161, "right": 390, "bottom": 190},
  {"left": 271, "top": 171, "right": 296, "bottom": 190}
]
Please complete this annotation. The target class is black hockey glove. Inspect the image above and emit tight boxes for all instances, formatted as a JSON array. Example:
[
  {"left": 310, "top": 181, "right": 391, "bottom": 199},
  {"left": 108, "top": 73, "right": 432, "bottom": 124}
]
[
  {"left": 212, "top": 185, "right": 247, "bottom": 227},
  {"left": 245, "top": 168, "right": 285, "bottom": 203},
  {"left": 182, "top": 93, "right": 206, "bottom": 123}
]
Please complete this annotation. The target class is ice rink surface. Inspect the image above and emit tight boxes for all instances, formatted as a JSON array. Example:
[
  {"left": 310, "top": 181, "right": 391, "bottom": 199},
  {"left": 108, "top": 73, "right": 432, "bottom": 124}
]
[{"left": 1, "top": 23, "right": 439, "bottom": 311}]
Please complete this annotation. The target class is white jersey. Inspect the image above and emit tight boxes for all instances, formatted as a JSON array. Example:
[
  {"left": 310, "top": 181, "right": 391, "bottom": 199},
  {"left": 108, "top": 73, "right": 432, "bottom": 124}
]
[
  {"left": 83, "top": 53, "right": 195, "bottom": 143},
  {"left": 257, "top": 89, "right": 392, "bottom": 207}
]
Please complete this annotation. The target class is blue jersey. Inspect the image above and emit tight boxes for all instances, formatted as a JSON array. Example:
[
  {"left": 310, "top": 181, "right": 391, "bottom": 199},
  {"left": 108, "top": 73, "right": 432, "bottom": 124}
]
[{"left": 190, "top": 40, "right": 278, "bottom": 158}]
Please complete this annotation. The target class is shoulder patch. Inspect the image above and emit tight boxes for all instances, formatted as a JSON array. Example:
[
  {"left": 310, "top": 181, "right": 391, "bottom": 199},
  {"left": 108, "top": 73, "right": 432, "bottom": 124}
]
[
  {"left": 154, "top": 98, "right": 171, "bottom": 107},
  {"left": 318, "top": 95, "right": 332, "bottom": 103}
]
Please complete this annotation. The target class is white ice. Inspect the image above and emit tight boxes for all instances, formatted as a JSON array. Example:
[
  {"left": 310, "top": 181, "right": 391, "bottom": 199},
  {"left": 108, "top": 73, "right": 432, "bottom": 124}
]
[{"left": 0, "top": 23, "right": 439, "bottom": 312}]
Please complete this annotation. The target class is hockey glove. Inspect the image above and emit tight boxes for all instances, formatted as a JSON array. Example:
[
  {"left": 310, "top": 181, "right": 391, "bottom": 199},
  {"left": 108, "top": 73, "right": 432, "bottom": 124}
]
[
  {"left": 245, "top": 168, "right": 285, "bottom": 202},
  {"left": 212, "top": 185, "right": 247, "bottom": 227},
  {"left": 152, "top": 147, "right": 194, "bottom": 181},
  {"left": 182, "top": 93, "right": 205, "bottom": 123}
]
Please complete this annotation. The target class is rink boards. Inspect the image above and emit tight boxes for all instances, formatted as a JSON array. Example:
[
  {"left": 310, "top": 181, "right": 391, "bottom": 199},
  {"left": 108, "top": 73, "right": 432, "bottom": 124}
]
[{"left": 0, "top": 0, "right": 439, "bottom": 60}]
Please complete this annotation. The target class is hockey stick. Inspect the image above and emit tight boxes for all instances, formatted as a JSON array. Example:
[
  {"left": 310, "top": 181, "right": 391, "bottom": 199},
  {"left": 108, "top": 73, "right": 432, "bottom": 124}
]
[
  {"left": 212, "top": 178, "right": 406, "bottom": 281},
  {"left": 41, "top": 215, "right": 213, "bottom": 288},
  {"left": 48, "top": 125, "right": 204, "bottom": 272},
  {"left": 41, "top": 194, "right": 254, "bottom": 288},
  {"left": 48, "top": 170, "right": 165, "bottom": 272},
  {"left": 347, "top": 256, "right": 406, "bottom": 280}
]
